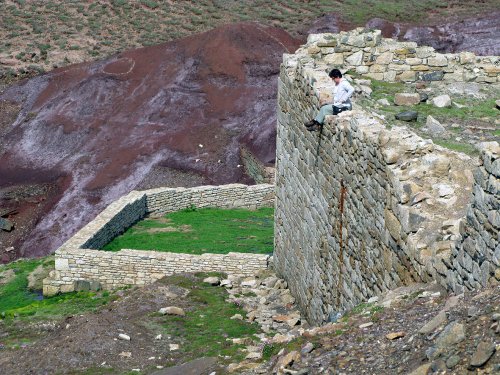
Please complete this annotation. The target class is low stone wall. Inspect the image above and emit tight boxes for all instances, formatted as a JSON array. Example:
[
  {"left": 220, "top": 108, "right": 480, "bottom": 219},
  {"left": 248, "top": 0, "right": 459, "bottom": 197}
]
[
  {"left": 45, "top": 249, "right": 271, "bottom": 294},
  {"left": 240, "top": 146, "right": 276, "bottom": 184},
  {"left": 274, "top": 37, "right": 499, "bottom": 324},
  {"left": 305, "top": 28, "right": 499, "bottom": 83},
  {"left": 43, "top": 184, "right": 275, "bottom": 295},
  {"left": 146, "top": 184, "right": 274, "bottom": 217}
]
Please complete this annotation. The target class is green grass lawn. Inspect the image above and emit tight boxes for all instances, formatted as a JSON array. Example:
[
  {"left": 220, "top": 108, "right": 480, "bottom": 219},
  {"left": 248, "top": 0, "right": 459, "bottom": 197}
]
[{"left": 102, "top": 207, "right": 274, "bottom": 254}]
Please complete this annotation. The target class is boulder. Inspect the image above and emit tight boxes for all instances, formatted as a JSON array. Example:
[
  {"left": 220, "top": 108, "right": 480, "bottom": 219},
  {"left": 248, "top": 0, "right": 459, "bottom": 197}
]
[
  {"left": 395, "top": 110, "right": 418, "bottom": 121},
  {"left": 496, "top": 99, "right": 500, "bottom": 109},
  {"left": 0, "top": 218, "right": 14, "bottom": 231},
  {"left": 159, "top": 306, "right": 185, "bottom": 316},
  {"left": 470, "top": 341, "right": 496, "bottom": 367},
  {"left": 74, "top": 280, "right": 91, "bottom": 292},
  {"left": 203, "top": 277, "right": 220, "bottom": 286},
  {"left": 425, "top": 115, "right": 446, "bottom": 136},
  {"left": 394, "top": 93, "right": 421, "bottom": 106},
  {"left": 377, "top": 98, "right": 391, "bottom": 106},
  {"left": 431, "top": 95, "right": 452, "bottom": 108}
]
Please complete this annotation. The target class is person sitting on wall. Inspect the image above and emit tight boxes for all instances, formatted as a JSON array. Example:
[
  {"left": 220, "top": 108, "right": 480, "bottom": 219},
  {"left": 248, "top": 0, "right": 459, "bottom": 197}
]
[{"left": 304, "top": 68, "right": 354, "bottom": 131}]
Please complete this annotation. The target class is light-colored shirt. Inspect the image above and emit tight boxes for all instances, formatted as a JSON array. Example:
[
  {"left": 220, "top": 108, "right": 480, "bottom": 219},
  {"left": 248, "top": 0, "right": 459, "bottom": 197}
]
[{"left": 333, "top": 79, "right": 354, "bottom": 108}]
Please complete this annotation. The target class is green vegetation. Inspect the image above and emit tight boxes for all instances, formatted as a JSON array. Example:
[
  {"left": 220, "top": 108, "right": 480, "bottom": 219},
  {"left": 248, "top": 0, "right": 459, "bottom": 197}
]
[
  {"left": 2, "top": 0, "right": 498, "bottom": 84},
  {"left": 357, "top": 76, "right": 499, "bottom": 156},
  {"left": 0, "top": 257, "right": 115, "bottom": 320},
  {"left": 103, "top": 207, "right": 274, "bottom": 254},
  {"left": 157, "top": 273, "right": 260, "bottom": 361}
]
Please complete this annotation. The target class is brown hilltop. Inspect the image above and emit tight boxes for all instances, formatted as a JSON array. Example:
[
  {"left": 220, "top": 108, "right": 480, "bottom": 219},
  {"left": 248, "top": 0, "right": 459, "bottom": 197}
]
[{"left": 0, "top": 22, "right": 300, "bottom": 260}]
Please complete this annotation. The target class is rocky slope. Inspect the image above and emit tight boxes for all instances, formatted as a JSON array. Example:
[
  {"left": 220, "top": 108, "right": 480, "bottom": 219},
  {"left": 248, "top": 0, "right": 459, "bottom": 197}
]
[
  {"left": 0, "top": 22, "right": 299, "bottom": 260},
  {"left": 1, "top": 265, "right": 498, "bottom": 374}
]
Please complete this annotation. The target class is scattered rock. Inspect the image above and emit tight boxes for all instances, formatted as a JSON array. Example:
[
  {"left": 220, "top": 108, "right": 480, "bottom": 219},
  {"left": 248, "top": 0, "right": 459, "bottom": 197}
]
[
  {"left": 245, "top": 351, "right": 262, "bottom": 360},
  {"left": 419, "top": 92, "right": 429, "bottom": 102},
  {"left": 395, "top": 110, "right": 418, "bottom": 121},
  {"left": 431, "top": 94, "right": 452, "bottom": 108},
  {"left": 377, "top": 98, "right": 391, "bottom": 106},
  {"left": 230, "top": 314, "right": 243, "bottom": 320},
  {"left": 169, "top": 343, "right": 179, "bottom": 351},
  {"left": 425, "top": 115, "right": 446, "bottom": 135},
  {"left": 74, "top": 280, "right": 91, "bottom": 292},
  {"left": 286, "top": 317, "right": 300, "bottom": 327},
  {"left": 408, "top": 363, "right": 432, "bottom": 375},
  {"left": 119, "top": 351, "right": 132, "bottom": 358},
  {"left": 429, "top": 321, "right": 465, "bottom": 359},
  {"left": 0, "top": 218, "right": 14, "bottom": 232},
  {"left": 301, "top": 342, "right": 315, "bottom": 355},
  {"left": 386, "top": 331, "right": 405, "bottom": 340},
  {"left": 275, "top": 350, "right": 300, "bottom": 370},
  {"left": 241, "top": 278, "right": 259, "bottom": 288},
  {"left": 419, "top": 311, "right": 447, "bottom": 334},
  {"left": 155, "top": 334, "right": 162, "bottom": 340},
  {"left": 470, "top": 341, "right": 496, "bottom": 367},
  {"left": 118, "top": 333, "right": 130, "bottom": 341},
  {"left": 367, "top": 296, "right": 379, "bottom": 303},
  {"left": 446, "top": 355, "right": 460, "bottom": 369},
  {"left": 203, "top": 277, "right": 220, "bottom": 286},
  {"left": 394, "top": 93, "right": 421, "bottom": 106},
  {"left": 496, "top": 99, "right": 500, "bottom": 110},
  {"left": 436, "top": 184, "right": 454, "bottom": 198},
  {"left": 159, "top": 306, "right": 185, "bottom": 316},
  {"left": 360, "top": 85, "right": 372, "bottom": 96},
  {"left": 359, "top": 322, "right": 374, "bottom": 329}
]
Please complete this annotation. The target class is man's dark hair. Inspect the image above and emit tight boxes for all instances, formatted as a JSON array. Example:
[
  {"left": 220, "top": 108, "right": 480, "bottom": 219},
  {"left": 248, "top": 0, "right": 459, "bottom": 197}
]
[{"left": 329, "top": 69, "right": 342, "bottom": 78}]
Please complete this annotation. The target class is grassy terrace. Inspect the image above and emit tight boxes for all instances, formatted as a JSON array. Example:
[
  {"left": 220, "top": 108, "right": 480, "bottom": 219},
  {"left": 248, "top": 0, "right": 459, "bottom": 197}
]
[{"left": 102, "top": 207, "right": 274, "bottom": 254}]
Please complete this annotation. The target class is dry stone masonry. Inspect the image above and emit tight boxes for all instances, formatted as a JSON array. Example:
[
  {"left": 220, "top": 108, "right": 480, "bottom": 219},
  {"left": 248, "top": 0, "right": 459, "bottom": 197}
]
[
  {"left": 306, "top": 28, "right": 499, "bottom": 84},
  {"left": 274, "top": 29, "right": 499, "bottom": 325},
  {"left": 43, "top": 184, "right": 274, "bottom": 295}
]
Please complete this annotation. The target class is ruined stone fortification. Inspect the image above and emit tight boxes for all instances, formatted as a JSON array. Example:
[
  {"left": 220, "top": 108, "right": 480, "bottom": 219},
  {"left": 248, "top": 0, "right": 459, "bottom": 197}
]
[
  {"left": 306, "top": 28, "right": 499, "bottom": 84},
  {"left": 43, "top": 184, "right": 274, "bottom": 295},
  {"left": 274, "top": 29, "right": 499, "bottom": 324}
]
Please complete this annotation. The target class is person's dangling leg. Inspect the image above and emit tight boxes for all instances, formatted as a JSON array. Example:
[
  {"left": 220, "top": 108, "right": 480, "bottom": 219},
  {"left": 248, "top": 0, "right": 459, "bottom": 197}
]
[
  {"left": 314, "top": 104, "right": 334, "bottom": 124},
  {"left": 304, "top": 104, "right": 334, "bottom": 131}
]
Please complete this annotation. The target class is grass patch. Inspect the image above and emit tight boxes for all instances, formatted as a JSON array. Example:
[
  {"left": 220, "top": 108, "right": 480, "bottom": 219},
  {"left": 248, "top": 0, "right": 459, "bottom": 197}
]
[
  {"left": 158, "top": 273, "right": 260, "bottom": 361},
  {"left": 102, "top": 207, "right": 274, "bottom": 254},
  {"left": 433, "top": 139, "right": 479, "bottom": 155},
  {"left": 0, "top": 257, "right": 115, "bottom": 320}
]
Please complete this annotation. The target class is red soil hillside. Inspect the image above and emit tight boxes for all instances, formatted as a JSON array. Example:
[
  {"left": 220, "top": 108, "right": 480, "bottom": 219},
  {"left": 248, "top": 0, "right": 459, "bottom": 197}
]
[{"left": 0, "top": 22, "right": 300, "bottom": 260}]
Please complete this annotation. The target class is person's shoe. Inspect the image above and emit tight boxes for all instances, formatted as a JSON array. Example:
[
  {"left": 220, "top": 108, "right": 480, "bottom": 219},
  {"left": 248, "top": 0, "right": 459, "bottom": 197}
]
[
  {"left": 306, "top": 123, "right": 321, "bottom": 132},
  {"left": 304, "top": 119, "right": 318, "bottom": 128}
]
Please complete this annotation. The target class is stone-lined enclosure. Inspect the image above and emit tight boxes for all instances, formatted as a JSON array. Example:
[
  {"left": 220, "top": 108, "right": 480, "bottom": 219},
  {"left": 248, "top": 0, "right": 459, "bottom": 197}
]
[
  {"left": 274, "top": 29, "right": 499, "bottom": 324},
  {"left": 43, "top": 184, "right": 274, "bottom": 295}
]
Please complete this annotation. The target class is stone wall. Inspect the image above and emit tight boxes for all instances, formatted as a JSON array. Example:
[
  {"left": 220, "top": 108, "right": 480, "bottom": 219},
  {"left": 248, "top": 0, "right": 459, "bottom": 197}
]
[
  {"left": 449, "top": 143, "right": 500, "bottom": 290},
  {"left": 43, "top": 184, "right": 275, "bottom": 295},
  {"left": 240, "top": 146, "right": 276, "bottom": 184},
  {"left": 274, "top": 31, "right": 499, "bottom": 324},
  {"left": 46, "top": 249, "right": 271, "bottom": 294},
  {"left": 306, "top": 28, "right": 499, "bottom": 83}
]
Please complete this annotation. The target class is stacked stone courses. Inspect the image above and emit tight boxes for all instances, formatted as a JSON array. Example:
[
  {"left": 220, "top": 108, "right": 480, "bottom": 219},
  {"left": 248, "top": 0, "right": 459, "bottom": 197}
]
[
  {"left": 306, "top": 28, "right": 499, "bottom": 83},
  {"left": 274, "top": 29, "right": 499, "bottom": 325},
  {"left": 44, "top": 184, "right": 274, "bottom": 295}
]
